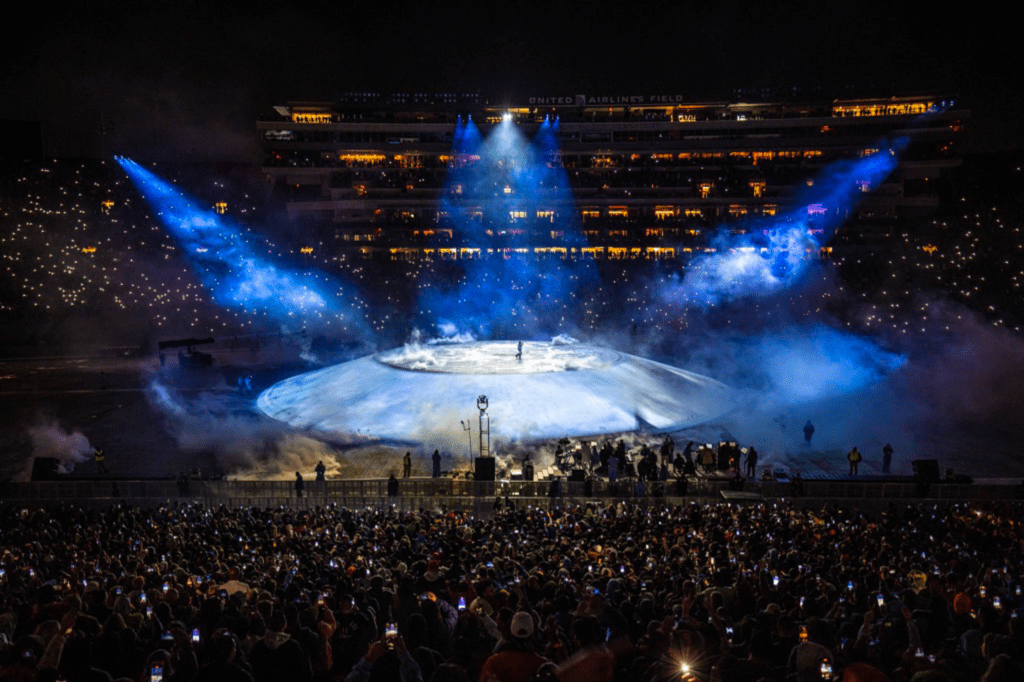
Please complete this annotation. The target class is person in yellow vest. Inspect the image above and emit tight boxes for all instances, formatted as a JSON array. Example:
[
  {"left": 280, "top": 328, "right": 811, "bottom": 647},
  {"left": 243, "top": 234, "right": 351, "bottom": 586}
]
[
  {"left": 848, "top": 446, "right": 862, "bottom": 475},
  {"left": 94, "top": 448, "right": 108, "bottom": 474}
]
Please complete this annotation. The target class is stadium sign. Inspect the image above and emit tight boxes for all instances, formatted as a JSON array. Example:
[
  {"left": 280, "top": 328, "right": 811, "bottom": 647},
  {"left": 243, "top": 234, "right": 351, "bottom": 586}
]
[{"left": 527, "top": 94, "right": 689, "bottom": 106}]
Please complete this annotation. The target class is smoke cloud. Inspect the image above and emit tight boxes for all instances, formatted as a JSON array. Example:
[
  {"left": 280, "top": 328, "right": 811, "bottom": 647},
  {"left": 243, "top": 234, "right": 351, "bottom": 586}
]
[{"left": 18, "top": 420, "right": 94, "bottom": 481}]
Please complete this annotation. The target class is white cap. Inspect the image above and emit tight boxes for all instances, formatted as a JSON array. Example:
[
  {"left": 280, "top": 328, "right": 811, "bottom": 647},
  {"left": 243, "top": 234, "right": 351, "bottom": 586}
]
[{"left": 510, "top": 611, "right": 534, "bottom": 638}]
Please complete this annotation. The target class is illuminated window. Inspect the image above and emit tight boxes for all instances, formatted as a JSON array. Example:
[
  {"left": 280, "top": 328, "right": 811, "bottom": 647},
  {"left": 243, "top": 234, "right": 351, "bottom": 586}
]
[
  {"left": 339, "top": 153, "right": 386, "bottom": 164},
  {"left": 684, "top": 209, "right": 703, "bottom": 218},
  {"left": 503, "top": 185, "right": 513, "bottom": 195},
  {"left": 581, "top": 210, "right": 600, "bottom": 221},
  {"left": 291, "top": 112, "right": 333, "bottom": 124},
  {"left": 762, "top": 205, "right": 778, "bottom": 216},
  {"left": 354, "top": 184, "right": 367, "bottom": 197},
  {"left": 214, "top": 201, "right": 227, "bottom": 214},
  {"left": 550, "top": 230, "right": 565, "bottom": 239},
  {"left": 608, "top": 206, "right": 629, "bottom": 218},
  {"left": 654, "top": 206, "right": 678, "bottom": 220},
  {"left": 728, "top": 205, "right": 749, "bottom": 218},
  {"left": 749, "top": 181, "right": 766, "bottom": 199},
  {"left": 536, "top": 210, "right": 554, "bottom": 221},
  {"left": 832, "top": 100, "right": 934, "bottom": 117},
  {"left": 509, "top": 210, "right": 527, "bottom": 221},
  {"left": 699, "top": 183, "right": 712, "bottom": 199}
]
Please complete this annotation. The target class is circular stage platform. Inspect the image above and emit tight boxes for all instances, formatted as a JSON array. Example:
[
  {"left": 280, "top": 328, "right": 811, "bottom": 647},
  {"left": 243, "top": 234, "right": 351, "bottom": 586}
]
[{"left": 257, "top": 340, "right": 734, "bottom": 445}]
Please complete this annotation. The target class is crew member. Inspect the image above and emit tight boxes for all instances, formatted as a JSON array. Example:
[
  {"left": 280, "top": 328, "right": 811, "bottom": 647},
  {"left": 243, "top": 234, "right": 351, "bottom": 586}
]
[{"left": 94, "top": 448, "right": 108, "bottom": 474}]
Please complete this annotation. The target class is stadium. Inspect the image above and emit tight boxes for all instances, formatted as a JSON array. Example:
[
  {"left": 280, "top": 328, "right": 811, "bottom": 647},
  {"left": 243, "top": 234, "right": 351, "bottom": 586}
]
[{"left": 3, "top": 79, "right": 1024, "bottom": 682}]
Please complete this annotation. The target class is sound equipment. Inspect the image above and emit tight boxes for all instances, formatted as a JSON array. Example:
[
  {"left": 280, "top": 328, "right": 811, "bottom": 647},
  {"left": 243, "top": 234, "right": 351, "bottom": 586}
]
[
  {"left": 31, "top": 457, "right": 61, "bottom": 481},
  {"left": 912, "top": 459, "right": 940, "bottom": 483},
  {"left": 474, "top": 457, "right": 495, "bottom": 481}
]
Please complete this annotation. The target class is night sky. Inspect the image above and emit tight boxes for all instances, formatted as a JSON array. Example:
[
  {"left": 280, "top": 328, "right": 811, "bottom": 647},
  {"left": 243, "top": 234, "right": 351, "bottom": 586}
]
[{"left": 1, "top": 1, "right": 1015, "bottom": 161}]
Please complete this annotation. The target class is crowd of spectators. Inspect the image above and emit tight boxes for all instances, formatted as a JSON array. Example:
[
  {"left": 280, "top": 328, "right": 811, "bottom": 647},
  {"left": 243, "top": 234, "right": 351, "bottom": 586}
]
[{"left": 2, "top": 499, "right": 1024, "bottom": 682}]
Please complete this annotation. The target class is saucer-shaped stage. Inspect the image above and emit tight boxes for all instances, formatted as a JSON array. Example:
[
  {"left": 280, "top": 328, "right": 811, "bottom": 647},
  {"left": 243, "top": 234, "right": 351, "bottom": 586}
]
[{"left": 257, "top": 341, "right": 734, "bottom": 444}]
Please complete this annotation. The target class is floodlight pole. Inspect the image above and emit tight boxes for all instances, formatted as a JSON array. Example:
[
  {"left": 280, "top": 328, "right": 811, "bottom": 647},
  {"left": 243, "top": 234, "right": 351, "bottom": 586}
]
[{"left": 460, "top": 420, "right": 472, "bottom": 469}]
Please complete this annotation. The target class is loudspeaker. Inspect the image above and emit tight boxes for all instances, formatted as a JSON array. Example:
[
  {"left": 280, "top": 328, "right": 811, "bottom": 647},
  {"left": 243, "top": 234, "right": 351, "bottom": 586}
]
[
  {"left": 912, "top": 459, "right": 940, "bottom": 483},
  {"left": 569, "top": 469, "right": 586, "bottom": 482},
  {"left": 31, "top": 457, "right": 61, "bottom": 481},
  {"left": 474, "top": 457, "right": 495, "bottom": 481}
]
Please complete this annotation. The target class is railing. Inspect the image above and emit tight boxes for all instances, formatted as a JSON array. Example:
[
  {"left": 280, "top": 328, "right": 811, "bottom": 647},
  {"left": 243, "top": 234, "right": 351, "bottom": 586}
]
[{"left": 1, "top": 477, "right": 1019, "bottom": 510}]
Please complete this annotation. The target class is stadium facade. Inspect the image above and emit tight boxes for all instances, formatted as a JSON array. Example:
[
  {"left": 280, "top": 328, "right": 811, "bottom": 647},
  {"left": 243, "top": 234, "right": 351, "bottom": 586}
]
[{"left": 258, "top": 92, "right": 966, "bottom": 260}]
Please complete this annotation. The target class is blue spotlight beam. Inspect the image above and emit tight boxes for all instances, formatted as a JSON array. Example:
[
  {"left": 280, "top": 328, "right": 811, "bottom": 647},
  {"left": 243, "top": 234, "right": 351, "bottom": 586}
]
[
  {"left": 426, "top": 114, "right": 597, "bottom": 337},
  {"left": 116, "top": 157, "right": 364, "bottom": 330},
  {"left": 664, "top": 138, "right": 907, "bottom": 308}
]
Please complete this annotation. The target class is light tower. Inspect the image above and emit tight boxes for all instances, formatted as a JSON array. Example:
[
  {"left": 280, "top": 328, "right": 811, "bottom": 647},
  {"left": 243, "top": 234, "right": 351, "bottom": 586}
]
[{"left": 477, "top": 395, "right": 490, "bottom": 458}]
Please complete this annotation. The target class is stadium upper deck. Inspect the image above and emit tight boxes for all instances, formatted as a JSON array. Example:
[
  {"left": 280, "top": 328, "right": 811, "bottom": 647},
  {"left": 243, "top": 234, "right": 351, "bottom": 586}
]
[{"left": 258, "top": 92, "right": 966, "bottom": 259}]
